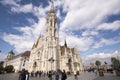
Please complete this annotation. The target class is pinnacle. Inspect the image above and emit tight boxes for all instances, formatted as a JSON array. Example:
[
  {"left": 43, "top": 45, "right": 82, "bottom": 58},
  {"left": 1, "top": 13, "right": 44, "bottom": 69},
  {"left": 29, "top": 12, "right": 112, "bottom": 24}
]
[{"left": 49, "top": 1, "right": 55, "bottom": 13}]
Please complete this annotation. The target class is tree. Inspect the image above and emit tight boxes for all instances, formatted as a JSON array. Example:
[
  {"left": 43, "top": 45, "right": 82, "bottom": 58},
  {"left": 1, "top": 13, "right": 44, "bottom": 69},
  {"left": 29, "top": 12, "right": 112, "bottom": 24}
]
[
  {"left": 74, "top": 62, "right": 79, "bottom": 70},
  {"left": 95, "top": 60, "right": 101, "bottom": 69},
  {"left": 4, "top": 65, "right": 14, "bottom": 73},
  {"left": 111, "top": 57, "right": 120, "bottom": 70},
  {"left": 66, "top": 58, "right": 72, "bottom": 72},
  {"left": 66, "top": 62, "right": 71, "bottom": 70},
  {"left": 0, "top": 61, "right": 4, "bottom": 74}
]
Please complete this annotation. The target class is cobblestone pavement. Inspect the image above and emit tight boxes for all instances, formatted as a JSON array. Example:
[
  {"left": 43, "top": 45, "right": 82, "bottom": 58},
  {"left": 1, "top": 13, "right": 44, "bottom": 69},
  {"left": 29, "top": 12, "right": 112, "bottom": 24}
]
[
  {"left": 93, "top": 73, "right": 120, "bottom": 80},
  {"left": 0, "top": 72, "right": 120, "bottom": 80},
  {"left": 67, "top": 72, "right": 97, "bottom": 80}
]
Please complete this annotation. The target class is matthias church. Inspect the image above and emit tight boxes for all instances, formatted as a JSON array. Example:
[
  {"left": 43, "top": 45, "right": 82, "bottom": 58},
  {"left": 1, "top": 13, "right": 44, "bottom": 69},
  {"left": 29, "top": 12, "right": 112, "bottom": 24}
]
[{"left": 3, "top": 2, "right": 84, "bottom": 73}]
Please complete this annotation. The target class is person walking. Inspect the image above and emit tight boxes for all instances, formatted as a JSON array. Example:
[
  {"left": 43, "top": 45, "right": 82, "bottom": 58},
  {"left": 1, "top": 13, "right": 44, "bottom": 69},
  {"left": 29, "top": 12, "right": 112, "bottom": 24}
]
[
  {"left": 61, "top": 70, "right": 67, "bottom": 80},
  {"left": 74, "top": 71, "right": 78, "bottom": 80},
  {"left": 25, "top": 70, "right": 29, "bottom": 80},
  {"left": 55, "top": 69, "right": 60, "bottom": 80},
  {"left": 48, "top": 71, "right": 52, "bottom": 80},
  {"left": 94, "top": 69, "right": 98, "bottom": 75},
  {"left": 19, "top": 69, "right": 26, "bottom": 80}
]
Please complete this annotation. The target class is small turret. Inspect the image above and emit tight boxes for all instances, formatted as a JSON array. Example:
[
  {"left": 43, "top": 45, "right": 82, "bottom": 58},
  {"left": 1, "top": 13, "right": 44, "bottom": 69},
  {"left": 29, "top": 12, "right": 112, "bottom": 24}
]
[
  {"left": 6, "top": 50, "right": 15, "bottom": 60},
  {"left": 31, "top": 43, "right": 36, "bottom": 49},
  {"left": 35, "top": 35, "right": 43, "bottom": 48},
  {"left": 49, "top": 2, "right": 55, "bottom": 13},
  {"left": 64, "top": 39, "right": 67, "bottom": 48}
]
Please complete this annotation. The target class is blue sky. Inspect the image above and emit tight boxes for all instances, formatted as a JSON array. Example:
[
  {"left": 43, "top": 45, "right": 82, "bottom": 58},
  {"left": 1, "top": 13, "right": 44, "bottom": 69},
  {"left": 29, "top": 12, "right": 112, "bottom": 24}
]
[{"left": 0, "top": 0, "right": 120, "bottom": 65}]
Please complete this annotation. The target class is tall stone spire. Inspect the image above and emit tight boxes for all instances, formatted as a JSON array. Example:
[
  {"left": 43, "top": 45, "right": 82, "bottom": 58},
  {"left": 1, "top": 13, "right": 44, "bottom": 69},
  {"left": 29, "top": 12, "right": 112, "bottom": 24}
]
[
  {"left": 29, "top": 1, "right": 60, "bottom": 72},
  {"left": 45, "top": 1, "right": 57, "bottom": 38},
  {"left": 64, "top": 39, "right": 67, "bottom": 47},
  {"left": 51, "top": 2, "right": 54, "bottom": 11},
  {"left": 49, "top": 1, "right": 55, "bottom": 13}
]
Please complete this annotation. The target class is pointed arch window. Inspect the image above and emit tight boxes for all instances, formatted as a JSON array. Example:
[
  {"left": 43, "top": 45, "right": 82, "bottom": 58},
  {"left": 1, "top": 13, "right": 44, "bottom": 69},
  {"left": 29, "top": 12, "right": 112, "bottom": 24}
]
[
  {"left": 33, "top": 61, "right": 37, "bottom": 67},
  {"left": 50, "top": 20, "right": 52, "bottom": 26},
  {"left": 54, "top": 20, "right": 56, "bottom": 27}
]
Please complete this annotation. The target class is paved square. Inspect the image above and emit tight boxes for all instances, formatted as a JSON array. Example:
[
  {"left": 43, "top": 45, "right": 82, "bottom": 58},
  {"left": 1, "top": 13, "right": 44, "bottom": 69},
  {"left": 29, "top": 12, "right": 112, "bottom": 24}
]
[{"left": 0, "top": 72, "right": 120, "bottom": 80}]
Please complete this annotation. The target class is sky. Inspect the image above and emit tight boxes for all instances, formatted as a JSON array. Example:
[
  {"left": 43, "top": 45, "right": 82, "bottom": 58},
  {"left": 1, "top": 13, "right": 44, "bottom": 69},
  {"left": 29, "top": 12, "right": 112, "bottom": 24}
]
[{"left": 0, "top": 0, "right": 120, "bottom": 66}]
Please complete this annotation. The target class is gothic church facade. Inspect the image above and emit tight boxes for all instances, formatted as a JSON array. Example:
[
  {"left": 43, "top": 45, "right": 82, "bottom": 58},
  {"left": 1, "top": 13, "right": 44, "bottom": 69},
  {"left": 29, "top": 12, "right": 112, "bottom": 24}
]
[
  {"left": 28, "top": 3, "right": 84, "bottom": 72},
  {"left": 3, "top": 2, "right": 84, "bottom": 73}
]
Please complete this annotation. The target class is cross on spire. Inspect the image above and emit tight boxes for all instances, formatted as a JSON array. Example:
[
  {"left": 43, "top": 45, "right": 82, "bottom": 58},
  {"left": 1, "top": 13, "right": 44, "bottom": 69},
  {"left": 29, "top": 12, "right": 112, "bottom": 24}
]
[
  {"left": 51, "top": 1, "right": 54, "bottom": 11},
  {"left": 64, "top": 39, "right": 67, "bottom": 47},
  {"left": 49, "top": 1, "right": 55, "bottom": 13}
]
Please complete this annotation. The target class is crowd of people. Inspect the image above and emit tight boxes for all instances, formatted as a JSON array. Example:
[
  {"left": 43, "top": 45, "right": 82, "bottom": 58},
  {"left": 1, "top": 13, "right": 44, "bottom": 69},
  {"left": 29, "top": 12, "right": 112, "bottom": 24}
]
[
  {"left": 18, "top": 69, "right": 68, "bottom": 80},
  {"left": 18, "top": 69, "right": 29, "bottom": 80}
]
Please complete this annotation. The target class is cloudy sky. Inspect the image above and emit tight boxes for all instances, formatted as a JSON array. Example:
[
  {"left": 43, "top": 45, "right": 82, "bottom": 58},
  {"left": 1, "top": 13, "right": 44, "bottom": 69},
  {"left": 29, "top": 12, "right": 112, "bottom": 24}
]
[{"left": 0, "top": 0, "right": 120, "bottom": 65}]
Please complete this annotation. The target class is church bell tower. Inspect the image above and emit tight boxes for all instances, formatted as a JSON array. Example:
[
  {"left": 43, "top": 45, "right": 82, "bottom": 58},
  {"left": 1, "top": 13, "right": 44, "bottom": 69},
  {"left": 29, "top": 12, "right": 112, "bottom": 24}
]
[
  {"left": 28, "top": 2, "right": 84, "bottom": 72},
  {"left": 45, "top": 2, "right": 58, "bottom": 38},
  {"left": 43, "top": 2, "right": 60, "bottom": 71}
]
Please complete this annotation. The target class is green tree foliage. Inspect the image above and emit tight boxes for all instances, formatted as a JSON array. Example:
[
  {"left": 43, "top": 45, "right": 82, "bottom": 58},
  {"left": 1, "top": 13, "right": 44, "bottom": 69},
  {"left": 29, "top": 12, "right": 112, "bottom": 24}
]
[
  {"left": 111, "top": 57, "right": 120, "bottom": 70},
  {"left": 74, "top": 62, "right": 79, "bottom": 70},
  {"left": 66, "top": 58, "right": 72, "bottom": 72},
  {"left": 66, "top": 62, "right": 71, "bottom": 70},
  {"left": 95, "top": 60, "right": 101, "bottom": 66},
  {"left": 74, "top": 62, "right": 78, "bottom": 67},
  {"left": 4, "top": 65, "right": 14, "bottom": 73}
]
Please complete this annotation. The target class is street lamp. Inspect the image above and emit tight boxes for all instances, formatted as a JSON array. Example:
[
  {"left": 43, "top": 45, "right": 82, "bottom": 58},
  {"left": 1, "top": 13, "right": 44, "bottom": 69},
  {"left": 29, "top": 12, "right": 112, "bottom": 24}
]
[{"left": 48, "top": 57, "right": 54, "bottom": 71}]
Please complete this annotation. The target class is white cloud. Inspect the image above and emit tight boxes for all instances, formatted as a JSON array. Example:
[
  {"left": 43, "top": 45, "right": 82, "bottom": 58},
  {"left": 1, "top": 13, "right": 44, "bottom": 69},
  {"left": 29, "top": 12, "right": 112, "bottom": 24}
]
[
  {"left": 33, "top": 6, "right": 46, "bottom": 17},
  {"left": 1, "top": 0, "right": 48, "bottom": 53},
  {"left": 0, "top": 0, "right": 20, "bottom": 6},
  {"left": 60, "top": 0, "right": 120, "bottom": 31},
  {"left": 0, "top": 0, "right": 35, "bottom": 14},
  {"left": 58, "top": 0, "right": 120, "bottom": 52},
  {"left": 1, "top": 0, "right": 63, "bottom": 19},
  {"left": 1, "top": 0, "right": 120, "bottom": 55},
  {"left": 2, "top": 16, "right": 46, "bottom": 53},
  {"left": 93, "top": 37, "right": 120, "bottom": 48},
  {"left": 67, "top": 36, "right": 93, "bottom": 51},
  {"left": 97, "top": 20, "right": 120, "bottom": 31},
  {"left": 2, "top": 33, "right": 34, "bottom": 52},
  {"left": 11, "top": 3, "right": 33, "bottom": 13},
  {"left": 82, "top": 30, "right": 99, "bottom": 36},
  {"left": 59, "top": 31, "right": 94, "bottom": 51},
  {"left": 1, "top": 0, "right": 34, "bottom": 14},
  {"left": 27, "top": 18, "right": 35, "bottom": 24},
  {"left": 0, "top": 0, "right": 33, "bottom": 13},
  {"left": 1, "top": 0, "right": 63, "bottom": 53},
  {"left": 83, "top": 50, "right": 120, "bottom": 65}
]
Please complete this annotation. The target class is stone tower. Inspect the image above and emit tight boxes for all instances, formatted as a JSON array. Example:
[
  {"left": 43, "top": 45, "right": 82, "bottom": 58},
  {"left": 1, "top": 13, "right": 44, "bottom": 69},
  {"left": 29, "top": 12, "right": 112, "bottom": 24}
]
[
  {"left": 28, "top": 2, "right": 60, "bottom": 72},
  {"left": 28, "top": 2, "right": 84, "bottom": 72},
  {"left": 5, "top": 50, "right": 15, "bottom": 60},
  {"left": 44, "top": 2, "right": 60, "bottom": 70}
]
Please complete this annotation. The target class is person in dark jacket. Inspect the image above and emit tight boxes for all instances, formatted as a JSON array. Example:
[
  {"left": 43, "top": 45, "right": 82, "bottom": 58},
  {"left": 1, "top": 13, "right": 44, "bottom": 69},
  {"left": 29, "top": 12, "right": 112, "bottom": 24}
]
[
  {"left": 48, "top": 71, "right": 52, "bottom": 80},
  {"left": 55, "top": 69, "right": 60, "bottom": 80},
  {"left": 19, "top": 69, "right": 26, "bottom": 80},
  {"left": 25, "top": 70, "right": 29, "bottom": 80},
  {"left": 61, "top": 70, "right": 67, "bottom": 80}
]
